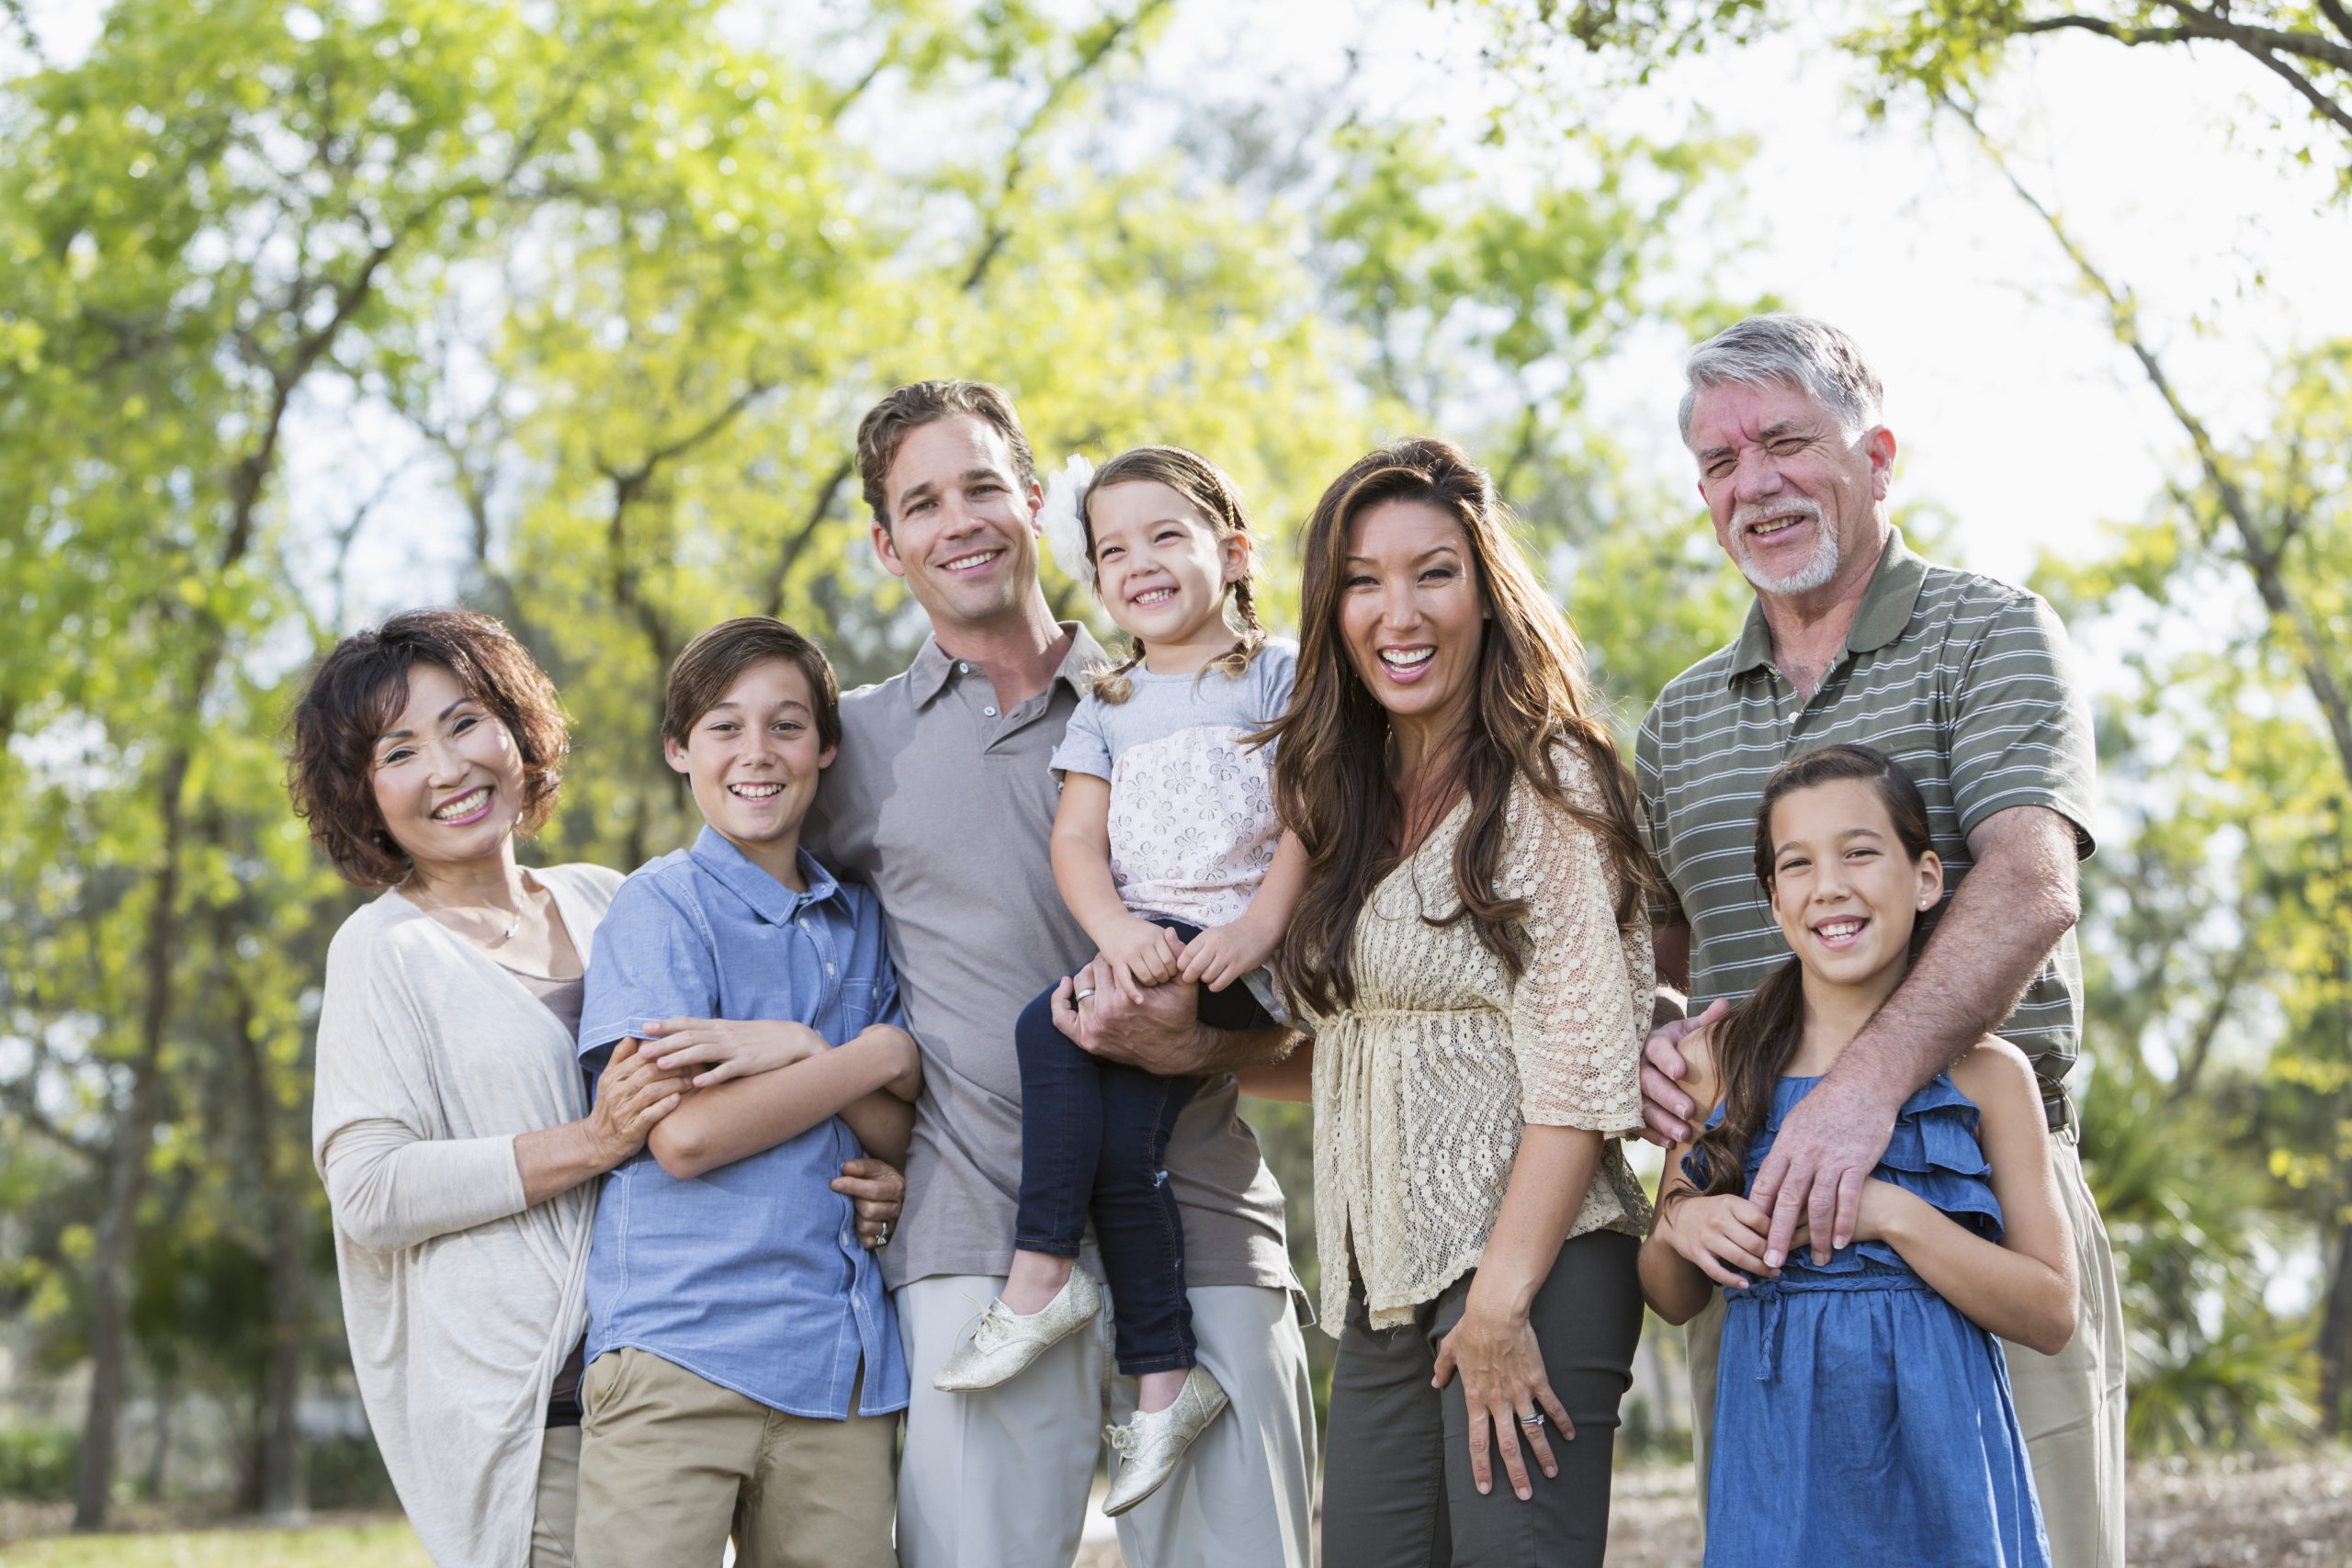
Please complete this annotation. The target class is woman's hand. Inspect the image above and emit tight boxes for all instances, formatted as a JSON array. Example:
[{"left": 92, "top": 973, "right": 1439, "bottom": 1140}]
[
  {"left": 641, "top": 1017, "right": 828, "bottom": 1087},
  {"left": 1661, "top": 1192, "right": 1778, "bottom": 1291},
  {"left": 831, "top": 1156, "right": 905, "bottom": 1250},
  {"left": 1430, "top": 1281, "right": 1573, "bottom": 1502},
  {"left": 584, "top": 1039, "right": 695, "bottom": 1169},
  {"left": 1177, "top": 918, "right": 1277, "bottom": 994},
  {"left": 1100, "top": 918, "right": 1184, "bottom": 1002}
]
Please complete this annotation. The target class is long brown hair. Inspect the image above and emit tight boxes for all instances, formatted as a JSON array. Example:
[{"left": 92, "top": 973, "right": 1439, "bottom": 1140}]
[
  {"left": 1267, "top": 436, "right": 1656, "bottom": 1014},
  {"left": 1080, "top": 445, "right": 1267, "bottom": 703},
  {"left": 1681, "top": 743, "right": 1937, "bottom": 1200}
]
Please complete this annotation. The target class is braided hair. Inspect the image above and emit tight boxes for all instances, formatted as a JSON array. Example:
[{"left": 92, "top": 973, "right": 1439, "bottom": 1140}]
[{"left": 1079, "top": 445, "right": 1269, "bottom": 703}]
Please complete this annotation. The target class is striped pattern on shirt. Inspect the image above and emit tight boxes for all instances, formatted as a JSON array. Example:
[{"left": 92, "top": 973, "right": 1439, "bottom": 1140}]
[{"left": 1634, "top": 530, "right": 2098, "bottom": 1128}]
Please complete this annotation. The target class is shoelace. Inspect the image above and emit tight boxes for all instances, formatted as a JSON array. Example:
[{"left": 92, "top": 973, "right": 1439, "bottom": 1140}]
[
  {"left": 1103, "top": 1420, "right": 1140, "bottom": 1457},
  {"left": 955, "top": 1292, "right": 1015, "bottom": 1352}
]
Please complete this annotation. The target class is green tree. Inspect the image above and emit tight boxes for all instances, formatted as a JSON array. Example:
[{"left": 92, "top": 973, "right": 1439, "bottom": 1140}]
[{"left": 3, "top": 0, "right": 1756, "bottom": 1522}]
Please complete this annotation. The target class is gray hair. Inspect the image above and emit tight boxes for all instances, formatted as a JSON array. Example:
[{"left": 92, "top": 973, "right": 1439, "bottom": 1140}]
[{"left": 1678, "top": 314, "right": 1884, "bottom": 446}]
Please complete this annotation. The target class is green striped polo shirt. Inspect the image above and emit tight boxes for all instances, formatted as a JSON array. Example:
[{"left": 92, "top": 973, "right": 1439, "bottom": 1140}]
[{"left": 1634, "top": 529, "right": 2098, "bottom": 1128}]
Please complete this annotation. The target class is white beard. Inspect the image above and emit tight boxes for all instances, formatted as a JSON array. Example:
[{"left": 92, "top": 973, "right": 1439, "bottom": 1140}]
[{"left": 1733, "top": 506, "right": 1839, "bottom": 594}]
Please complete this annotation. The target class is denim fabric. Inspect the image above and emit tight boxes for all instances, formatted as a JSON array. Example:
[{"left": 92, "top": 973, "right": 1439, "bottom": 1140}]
[
  {"left": 576, "top": 826, "right": 910, "bottom": 1418},
  {"left": 1012, "top": 918, "right": 1275, "bottom": 1373},
  {"left": 1698, "top": 1076, "right": 2051, "bottom": 1568}
]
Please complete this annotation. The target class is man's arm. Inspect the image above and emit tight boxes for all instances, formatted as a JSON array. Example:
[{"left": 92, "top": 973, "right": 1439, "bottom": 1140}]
[
  {"left": 1751, "top": 803, "right": 2081, "bottom": 1268},
  {"left": 1235, "top": 1038, "right": 1312, "bottom": 1101},
  {"left": 1049, "top": 957, "right": 1292, "bottom": 1076}
]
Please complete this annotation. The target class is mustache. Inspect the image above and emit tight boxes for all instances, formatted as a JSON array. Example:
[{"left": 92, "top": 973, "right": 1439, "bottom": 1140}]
[{"left": 1731, "top": 499, "right": 1823, "bottom": 534}]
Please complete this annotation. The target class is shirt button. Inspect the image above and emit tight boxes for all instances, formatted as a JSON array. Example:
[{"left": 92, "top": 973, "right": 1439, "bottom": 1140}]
[
  {"left": 825, "top": 963, "right": 836, "bottom": 976},
  {"left": 983, "top": 705, "right": 998, "bottom": 717},
  {"left": 957, "top": 661, "right": 970, "bottom": 673}
]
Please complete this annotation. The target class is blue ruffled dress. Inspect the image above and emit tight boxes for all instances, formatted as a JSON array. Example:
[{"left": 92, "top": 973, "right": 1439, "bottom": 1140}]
[{"left": 1691, "top": 1075, "right": 2052, "bottom": 1568}]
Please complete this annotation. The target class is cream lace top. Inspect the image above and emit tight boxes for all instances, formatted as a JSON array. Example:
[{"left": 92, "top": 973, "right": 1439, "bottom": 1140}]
[{"left": 1302, "top": 747, "right": 1655, "bottom": 1332}]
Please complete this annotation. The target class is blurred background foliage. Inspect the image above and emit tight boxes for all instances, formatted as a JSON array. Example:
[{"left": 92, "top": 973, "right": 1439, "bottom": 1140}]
[{"left": 1, "top": 0, "right": 2346, "bottom": 1532}]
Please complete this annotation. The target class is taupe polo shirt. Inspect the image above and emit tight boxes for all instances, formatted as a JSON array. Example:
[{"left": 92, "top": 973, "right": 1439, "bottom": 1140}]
[
  {"left": 803, "top": 624, "right": 1295, "bottom": 1292},
  {"left": 1634, "top": 530, "right": 2098, "bottom": 1128}
]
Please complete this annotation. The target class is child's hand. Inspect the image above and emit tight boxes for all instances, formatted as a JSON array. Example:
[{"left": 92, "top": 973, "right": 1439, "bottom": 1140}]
[
  {"left": 854, "top": 1025, "right": 923, "bottom": 1102},
  {"left": 1101, "top": 918, "right": 1184, "bottom": 1003},
  {"left": 1664, "top": 1193, "right": 1777, "bottom": 1291},
  {"left": 1178, "top": 919, "right": 1277, "bottom": 994},
  {"left": 1848, "top": 1176, "right": 1918, "bottom": 1248},
  {"left": 641, "top": 1018, "right": 827, "bottom": 1088}
]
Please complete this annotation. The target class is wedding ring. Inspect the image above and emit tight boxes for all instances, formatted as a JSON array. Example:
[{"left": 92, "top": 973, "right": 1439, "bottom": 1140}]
[
  {"left": 1072, "top": 987, "right": 1097, "bottom": 1001},
  {"left": 876, "top": 1222, "right": 890, "bottom": 1247},
  {"left": 1518, "top": 1412, "right": 1546, "bottom": 1428}
]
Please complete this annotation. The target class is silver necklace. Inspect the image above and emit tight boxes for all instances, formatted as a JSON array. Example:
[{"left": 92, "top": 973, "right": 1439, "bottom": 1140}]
[{"left": 409, "top": 879, "right": 528, "bottom": 945}]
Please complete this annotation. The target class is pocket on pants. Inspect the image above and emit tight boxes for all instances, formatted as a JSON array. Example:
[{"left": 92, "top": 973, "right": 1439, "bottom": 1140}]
[{"left": 582, "top": 1350, "right": 624, "bottom": 1426}]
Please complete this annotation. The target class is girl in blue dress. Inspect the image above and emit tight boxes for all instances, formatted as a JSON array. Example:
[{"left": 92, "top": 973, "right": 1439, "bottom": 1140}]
[{"left": 1638, "top": 742, "right": 2077, "bottom": 1567}]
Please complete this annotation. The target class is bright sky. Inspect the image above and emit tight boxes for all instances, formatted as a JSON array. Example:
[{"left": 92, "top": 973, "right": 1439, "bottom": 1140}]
[{"left": 1189, "top": 1, "right": 2352, "bottom": 592}]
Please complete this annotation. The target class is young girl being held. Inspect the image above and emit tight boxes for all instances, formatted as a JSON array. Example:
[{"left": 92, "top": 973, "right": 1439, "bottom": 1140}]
[
  {"left": 930, "top": 446, "right": 1303, "bottom": 1517},
  {"left": 1639, "top": 743, "right": 2076, "bottom": 1567}
]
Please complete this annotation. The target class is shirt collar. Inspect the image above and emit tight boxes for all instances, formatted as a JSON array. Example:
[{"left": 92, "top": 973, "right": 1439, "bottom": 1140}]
[
  {"left": 688, "top": 824, "right": 840, "bottom": 925},
  {"left": 907, "top": 621, "right": 1111, "bottom": 709},
  {"left": 1724, "top": 526, "right": 1923, "bottom": 683}
]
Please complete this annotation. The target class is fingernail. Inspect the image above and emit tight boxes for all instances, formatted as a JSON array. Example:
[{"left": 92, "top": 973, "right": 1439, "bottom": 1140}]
[
  {"left": 1517, "top": 1487, "right": 1531, "bottom": 1500},
  {"left": 1544, "top": 1467, "right": 1556, "bottom": 1479},
  {"left": 1764, "top": 1250, "right": 1782, "bottom": 1269},
  {"left": 1477, "top": 1483, "right": 1489, "bottom": 1495}
]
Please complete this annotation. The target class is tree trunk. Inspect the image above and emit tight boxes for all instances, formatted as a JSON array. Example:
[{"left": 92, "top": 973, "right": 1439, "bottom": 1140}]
[
  {"left": 141, "top": 1379, "right": 172, "bottom": 1502},
  {"left": 69, "top": 752, "right": 188, "bottom": 1530},
  {"left": 2321, "top": 1218, "right": 2352, "bottom": 1435}
]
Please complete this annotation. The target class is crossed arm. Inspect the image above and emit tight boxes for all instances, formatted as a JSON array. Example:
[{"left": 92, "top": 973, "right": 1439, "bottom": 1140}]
[
  {"left": 1643, "top": 804, "right": 2083, "bottom": 1268},
  {"left": 629, "top": 1018, "right": 922, "bottom": 1182}
]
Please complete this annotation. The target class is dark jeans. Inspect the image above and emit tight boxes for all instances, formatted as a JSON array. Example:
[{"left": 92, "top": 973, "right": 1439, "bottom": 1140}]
[
  {"left": 1319, "top": 1231, "right": 1645, "bottom": 1567},
  {"left": 1012, "top": 918, "right": 1276, "bottom": 1375}
]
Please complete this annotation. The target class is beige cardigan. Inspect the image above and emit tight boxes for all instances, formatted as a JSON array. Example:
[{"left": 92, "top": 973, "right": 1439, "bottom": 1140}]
[{"left": 311, "top": 863, "right": 620, "bottom": 1568}]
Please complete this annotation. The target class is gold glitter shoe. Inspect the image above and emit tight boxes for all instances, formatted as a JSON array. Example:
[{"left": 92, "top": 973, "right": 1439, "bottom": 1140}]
[
  {"left": 932, "top": 1267, "right": 1102, "bottom": 1393},
  {"left": 1101, "top": 1364, "right": 1229, "bottom": 1517}
]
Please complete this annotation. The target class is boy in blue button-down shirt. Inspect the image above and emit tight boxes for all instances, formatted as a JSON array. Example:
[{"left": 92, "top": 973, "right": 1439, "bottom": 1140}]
[{"left": 572, "top": 617, "right": 920, "bottom": 1568}]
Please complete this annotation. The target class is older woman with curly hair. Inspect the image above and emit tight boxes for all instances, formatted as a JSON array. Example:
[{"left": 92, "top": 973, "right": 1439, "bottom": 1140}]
[
  {"left": 1267, "top": 439, "right": 1658, "bottom": 1566},
  {"left": 288, "top": 609, "right": 895, "bottom": 1568}
]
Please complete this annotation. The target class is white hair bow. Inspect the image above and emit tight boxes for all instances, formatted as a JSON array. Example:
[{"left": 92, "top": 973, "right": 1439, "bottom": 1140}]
[{"left": 1038, "top": 454, "right": 1097, "bottom": 590}]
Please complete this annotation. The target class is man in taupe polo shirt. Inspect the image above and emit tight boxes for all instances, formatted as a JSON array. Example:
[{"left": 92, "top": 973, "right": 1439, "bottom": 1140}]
[
  {"left": 802, "top": 380, "right": 1313, "bottom": 1568},
  {"left": 1634, "top": 316, "right": 2125, "bottom": 1567}
]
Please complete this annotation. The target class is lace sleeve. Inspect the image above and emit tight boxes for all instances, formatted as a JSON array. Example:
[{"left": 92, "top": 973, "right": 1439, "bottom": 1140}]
[{"left": 1502, "top": 762, "right": 1650, "bottom": 1134}]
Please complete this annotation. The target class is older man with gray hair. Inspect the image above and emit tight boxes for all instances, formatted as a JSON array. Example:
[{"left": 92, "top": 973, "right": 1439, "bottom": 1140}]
[{"left": 1634, "top": 314, "right": 2126, "bottom": 1566}]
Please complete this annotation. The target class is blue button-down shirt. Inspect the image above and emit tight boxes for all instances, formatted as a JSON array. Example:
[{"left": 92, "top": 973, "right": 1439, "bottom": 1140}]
[{"left": 577, "top": 826, "right": 909, "bottom": 1417}]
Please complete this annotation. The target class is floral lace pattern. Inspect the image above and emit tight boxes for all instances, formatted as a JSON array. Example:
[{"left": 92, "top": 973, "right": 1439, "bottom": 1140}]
[
  {"left": 1105, "top": 723, "right": 1282, "bottom": 931},
  {"left": 1302, "top": 746, "right": 1655, "bottom": 1332}
]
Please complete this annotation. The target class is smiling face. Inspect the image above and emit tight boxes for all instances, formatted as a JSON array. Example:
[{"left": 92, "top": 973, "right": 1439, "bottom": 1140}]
[
  {"left": 663, "top": 657, "right": 837, "bottom": 884},
  {"left": 1087, "top": 479, "right": 1248, "bottom": 667},
  {"left": 1339, "top": 499, "right": 1485, "bottom": 744},
  {"left": 368, "top": 660, "right": 531, "bottom": 881},
  {"left": 1766, "top": 775, "right": 1943, "bottom": 992},
  {"left": 1687, "top": 378, "right": 1894, "bottom": 603},
  {"left": 871, "top": 413, "right": 1046, "bottom": 637}
]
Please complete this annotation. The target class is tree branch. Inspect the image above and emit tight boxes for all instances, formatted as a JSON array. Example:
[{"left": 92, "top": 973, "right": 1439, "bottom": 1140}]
[
  {"left": 1947, "top": 94, "right": 2352, "bottom": 794},
  {"left": 763, "top": 457, "right": 854, "bottom": 620},
  {"left": 961, "top": 0, "right": 1174, "bottom": 295}
]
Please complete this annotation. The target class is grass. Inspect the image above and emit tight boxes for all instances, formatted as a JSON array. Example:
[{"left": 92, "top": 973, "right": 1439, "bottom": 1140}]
[{"left": 1, "top": 1517, "right": 429, "bottom": 1566}]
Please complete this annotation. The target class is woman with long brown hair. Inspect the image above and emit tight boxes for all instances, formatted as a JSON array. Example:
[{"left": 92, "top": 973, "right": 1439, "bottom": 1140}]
[{"left": 1267, "top": 438, "right": 1655, "bottom": 1564}]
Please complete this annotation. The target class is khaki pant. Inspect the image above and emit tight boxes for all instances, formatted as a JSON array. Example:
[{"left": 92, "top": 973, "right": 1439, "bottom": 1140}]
[
  {"left": 531, "top": 1425, "right": 580, "bottom": 1568},
  {"left": 574, "top": 1348, "right": 897, "bottom": 1568},
  {"left": 1686, "top": 1126, "right": 2126, "bottom": 1568},
  {"left": 895, "top": 1275, "right": 1317, "bottom": 1568}
]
